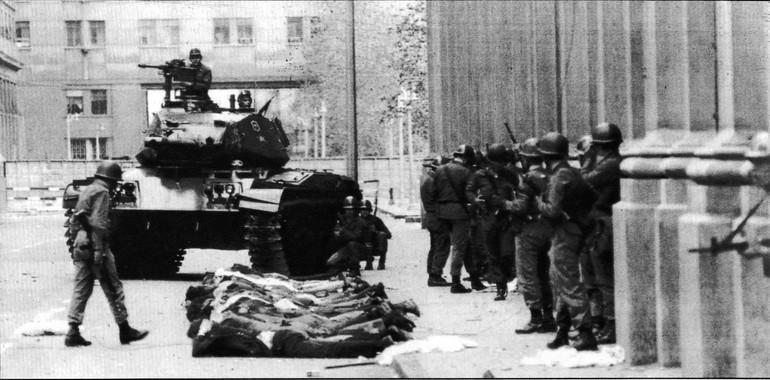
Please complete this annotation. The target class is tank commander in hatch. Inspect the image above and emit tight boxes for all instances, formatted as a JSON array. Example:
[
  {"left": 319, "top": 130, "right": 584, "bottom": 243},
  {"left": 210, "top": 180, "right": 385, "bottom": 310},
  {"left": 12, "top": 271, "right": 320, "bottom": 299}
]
[{"left": 179, "top": 48, "right": 212, "bottom": 99}]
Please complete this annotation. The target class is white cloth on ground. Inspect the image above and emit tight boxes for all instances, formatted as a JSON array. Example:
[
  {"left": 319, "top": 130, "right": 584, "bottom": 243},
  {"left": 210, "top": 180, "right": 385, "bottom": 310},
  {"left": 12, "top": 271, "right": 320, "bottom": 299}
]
[
  {"left": 520, "top": 344, "right": 625, "bottom": 368},
  {"left": 376, "top": 335, "right": 479, "bottom": 365}
]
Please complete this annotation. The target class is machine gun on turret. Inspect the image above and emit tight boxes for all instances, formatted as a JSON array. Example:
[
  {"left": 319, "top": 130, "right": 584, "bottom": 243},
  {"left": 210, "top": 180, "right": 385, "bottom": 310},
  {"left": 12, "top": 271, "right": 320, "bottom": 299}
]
[{"left": 139, "top": 59, "right": 200, "bottom": 105}]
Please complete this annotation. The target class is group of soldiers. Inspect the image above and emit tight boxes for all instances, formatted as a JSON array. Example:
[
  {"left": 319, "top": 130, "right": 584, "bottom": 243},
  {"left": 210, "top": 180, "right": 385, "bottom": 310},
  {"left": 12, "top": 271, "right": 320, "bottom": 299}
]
[
  {"left": 326, "top": 197, "right": 393, "bottom": 275},
  {"left": 420, "top": 123, "right": 622, "bottom": 351}
]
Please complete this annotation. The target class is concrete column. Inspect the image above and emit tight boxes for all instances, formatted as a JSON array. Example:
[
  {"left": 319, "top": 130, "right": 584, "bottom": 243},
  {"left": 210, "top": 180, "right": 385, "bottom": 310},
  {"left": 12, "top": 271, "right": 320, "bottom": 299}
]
[
  {"left": 614, "top": 174, "right": 661, "bottom": 365},
  {"left": 425, "top": 1, "right": 443, "bottom": 153}
]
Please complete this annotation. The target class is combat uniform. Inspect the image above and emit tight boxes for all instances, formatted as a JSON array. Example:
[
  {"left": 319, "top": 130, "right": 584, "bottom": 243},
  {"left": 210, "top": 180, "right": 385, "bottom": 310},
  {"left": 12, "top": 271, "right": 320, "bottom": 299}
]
[
  {"left": 430, "top": 158, "right": 475, "bottom": 292},
  {"left": 538, "top": 159, "right": 597, "bottom": 349},
  {"left": 507, "top": 164, "right": 555, "bottom": 330},
  {"left": 420, "top": 166, "right": 451, "bottom": 285},
  {"left": 466, "top": 160, "right": 519, "bottom": 296},
  {"left": 326, "top": 211, "right": 370, "bottom": 275},
  {"left": 67, "top": 178, "right": 129, "bottom": 328},
  {"left": 580, "top": 150, "right": 621, "bottom": 336},
  {"left": 361, "top": 211, "right": 392, "bottom": 270},
  {"left": 187, "top": 62, "right": 212, "bottom": 98}
]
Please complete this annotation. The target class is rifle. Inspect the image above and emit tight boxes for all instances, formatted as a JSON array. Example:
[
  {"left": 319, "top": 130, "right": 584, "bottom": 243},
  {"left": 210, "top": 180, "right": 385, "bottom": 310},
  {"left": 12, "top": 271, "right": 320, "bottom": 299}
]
[{"left": 503, "top": 122, "right": 520, "bottom": 166}]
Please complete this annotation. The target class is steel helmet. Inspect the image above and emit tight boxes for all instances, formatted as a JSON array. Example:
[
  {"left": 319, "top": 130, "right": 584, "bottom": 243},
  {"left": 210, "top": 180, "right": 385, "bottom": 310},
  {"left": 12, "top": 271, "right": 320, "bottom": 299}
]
[
  {"left": 519, "top": 137, "right": 541, "bottom": 157},
  {"left": 591, "top": 122, "right": 623, "bottom": 144},
  {"left": 363, "top": 200, "right": 373, "bottom": 211},
  {"left": 189, "top": 48, "right": 202, "bottom": 59},
  {"left": 342, "top": 195, "right": 357, "bottom": 209},
  {"left": 452, "top": 144, "right": 475, "bottom": 160},
  {"left": 576, "top": 135, "right": 593, "bottom": 154},
  {"left": 537, "top": 132, "right": 569, "bottom": 157},
  {"left": 486, "top": 143, "right": 508, "bottom": 164},
  {"left": 94, "top": 161, "right": 122, "bottom": 181}
]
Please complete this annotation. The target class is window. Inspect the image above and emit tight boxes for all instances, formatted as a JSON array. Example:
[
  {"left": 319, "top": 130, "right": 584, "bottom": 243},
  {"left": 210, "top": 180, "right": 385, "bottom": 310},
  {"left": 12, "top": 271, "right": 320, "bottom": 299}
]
[
  {"left": 159, "top": 19, "right": 180, "bottom": 45},
  {"left": 15, "top": 21, "right": 30, "bottom": 48},
  {"left": 66, "top": 21, "right": 82, "bottom": 47},
  {"left": 139, "top": 19, "right": 179, "bottom": 46},
  {"left": 88, "top": 21, "right": 105, "bottom": 46},
  {"left": 67, "top": 96, "right": 83, "bottom": 114},
  {"left": 71, "top": 139, "right": 87, "bottom": 160},
  {"left": 287, "top": 17, "right": 303, "bottom": 43},
  {"left": 139, "top": 19, "right": 155, "bottom": 45},
  {"left": 236, "top": 18, "right": 253, "bottom": 44},
  {"left": 214, "top": 18, "right": 229, "bottom": 44},
  {"left": 91, "top": 90, "right": 107, "bottom": 115}
]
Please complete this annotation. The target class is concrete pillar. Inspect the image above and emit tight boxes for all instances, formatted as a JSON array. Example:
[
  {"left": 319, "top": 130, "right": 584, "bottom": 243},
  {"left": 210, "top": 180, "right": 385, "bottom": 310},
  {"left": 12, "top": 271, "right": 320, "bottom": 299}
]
[
  {"left": 613, "top": 175, "right": 660, "bottom": 365},
  {"left": 425, "top": 1, "right": 444, "bottom": 153}
]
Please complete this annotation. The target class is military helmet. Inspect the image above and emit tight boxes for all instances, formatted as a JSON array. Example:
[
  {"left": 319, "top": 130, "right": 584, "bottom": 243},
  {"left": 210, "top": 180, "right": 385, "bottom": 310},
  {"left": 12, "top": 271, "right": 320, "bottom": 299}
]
[
  {"left": 453, "top": 144, "right": 475, "bottom": 160},
  {"left": 486, "top": 143, "right": 508, "bottom": 164},
  {"left": 519, "top": 137, "right": 541, "bottom": 157},
  {"left": 591, "top": 122, "right": 623, "bottom": 144},
  {"left": 342, "top": 195, "right": 357, "bottom": 209},
  {"left": 576, "top": 135, "right": 593, "bottom": 154},
  {"left": 363, "top": 200, "right": 373, "bottom": 211},
  {"left": 94, "top": 161, "right": 122, "bottom": 182},
  {"left": 537, "top": 132, "right": 569, "bottom": 157},
  {"left": 189, "top": 48, "right": 202, "bottom": 59}
]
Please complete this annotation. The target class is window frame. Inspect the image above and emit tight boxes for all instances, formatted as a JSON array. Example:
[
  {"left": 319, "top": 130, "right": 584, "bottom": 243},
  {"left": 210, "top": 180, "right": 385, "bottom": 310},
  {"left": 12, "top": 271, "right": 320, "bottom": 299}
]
[
  {"left": 88, "top": 20, "right": 106, "bottom": 47},
  {"left": 213, "top": 18, "right": 230, "bottom": 45},
  {"left": 236, "top": 18, "right": 253, "bottom": 45},
  {"left": 287, "top": 17, "right": 303, "bottom": 44},
  {"left": 65, "top": 20, "right": 82, "bottom": 47},
  {"left": 90, "top": 89, "right": 108, "bottom": 115},
  {"left": 15, "top": 21, "right": 30, "bottom": 48}
]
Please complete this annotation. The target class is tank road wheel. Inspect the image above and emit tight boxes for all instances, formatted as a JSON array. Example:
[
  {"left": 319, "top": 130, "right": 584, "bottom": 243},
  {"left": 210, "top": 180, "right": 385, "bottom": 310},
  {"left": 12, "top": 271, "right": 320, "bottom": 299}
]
[{"left": 243, "top": 212, "right": 290, "bottom": 275}]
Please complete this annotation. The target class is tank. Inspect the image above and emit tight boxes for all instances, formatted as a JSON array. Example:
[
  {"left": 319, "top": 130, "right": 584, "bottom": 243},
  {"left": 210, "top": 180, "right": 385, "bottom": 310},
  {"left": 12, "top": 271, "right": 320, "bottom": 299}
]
[{"left": 62, "top": 59, "right": 360, "bottom": 278}]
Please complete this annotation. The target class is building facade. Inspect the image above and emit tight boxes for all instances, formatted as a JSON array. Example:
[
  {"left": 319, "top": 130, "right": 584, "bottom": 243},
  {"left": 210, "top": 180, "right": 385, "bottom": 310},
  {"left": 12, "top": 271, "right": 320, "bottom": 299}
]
[
  {"left": 427, "top": 1, "right": 769, "bottom": 377},
  {"left": 0, "top": 0, "right": 22, "bottom": 161},
  {"left": 14, "top": 0, "right": 321, "bottom": 160}
]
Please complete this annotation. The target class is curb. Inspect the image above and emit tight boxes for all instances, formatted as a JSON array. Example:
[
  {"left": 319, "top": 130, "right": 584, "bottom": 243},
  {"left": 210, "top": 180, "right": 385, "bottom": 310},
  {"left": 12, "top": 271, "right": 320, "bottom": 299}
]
[{"left": 376, "top": 205, "right": 421, "bottom": 223}]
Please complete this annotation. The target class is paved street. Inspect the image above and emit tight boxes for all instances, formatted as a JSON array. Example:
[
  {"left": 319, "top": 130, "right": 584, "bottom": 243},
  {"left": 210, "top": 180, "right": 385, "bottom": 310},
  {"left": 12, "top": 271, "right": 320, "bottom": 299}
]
[{"left": 0, "top": 212, "right": 681, "bottom": 378}]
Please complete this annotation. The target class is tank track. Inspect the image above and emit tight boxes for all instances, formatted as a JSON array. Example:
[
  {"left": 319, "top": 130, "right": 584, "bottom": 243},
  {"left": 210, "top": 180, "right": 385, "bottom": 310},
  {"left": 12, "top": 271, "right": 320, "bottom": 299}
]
[{"left": 243, "top": 211, "right": 290, "bottom": 275}]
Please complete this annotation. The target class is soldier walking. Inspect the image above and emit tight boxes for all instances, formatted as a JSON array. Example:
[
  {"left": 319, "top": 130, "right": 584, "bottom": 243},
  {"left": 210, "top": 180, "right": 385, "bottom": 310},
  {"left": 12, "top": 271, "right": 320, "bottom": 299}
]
[
  {"left": 430, "top": 145, "right": 478, "bottom": 293},
  {"left": 421, "top": 156, "right": 452, "bottom": 286},
  {"left": 64, "top": 161, "right": 149, "bottom": 347},
  {"left": 466, "top": 143, "right": 518, "bottom": 299},
  {"left": 536, "top": 133, "right": 598, "bottom": 351},
  {"left": 580, "top": 122, "right": 622, "bottom": 344}
]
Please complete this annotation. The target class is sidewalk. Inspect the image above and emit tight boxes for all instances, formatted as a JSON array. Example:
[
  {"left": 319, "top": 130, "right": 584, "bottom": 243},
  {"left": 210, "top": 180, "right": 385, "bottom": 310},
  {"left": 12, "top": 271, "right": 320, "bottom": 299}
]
[{"left": 360, "top": 214, "right": 682, "bottom": 378}]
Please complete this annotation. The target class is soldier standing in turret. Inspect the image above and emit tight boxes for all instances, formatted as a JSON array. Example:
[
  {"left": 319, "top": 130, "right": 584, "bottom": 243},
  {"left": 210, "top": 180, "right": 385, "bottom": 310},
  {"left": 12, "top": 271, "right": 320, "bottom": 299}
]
[
  {"left": 180, "top": 48, "right": 212, "bottom": 99},
  {"left": 466, "top": 143, "right": 518, "bottom": 299},
  {"left": 580, "top": 122, "right": 622, "bottom": 344},
  {"left": 536, "top": 132, "right": 598, "bottom": 351}
]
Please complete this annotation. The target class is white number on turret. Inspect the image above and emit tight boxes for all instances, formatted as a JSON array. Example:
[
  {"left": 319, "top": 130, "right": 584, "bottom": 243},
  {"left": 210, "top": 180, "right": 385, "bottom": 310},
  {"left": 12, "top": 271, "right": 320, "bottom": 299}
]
[{"left": 250, "top": 120, "right": 261, "bottom": 133}]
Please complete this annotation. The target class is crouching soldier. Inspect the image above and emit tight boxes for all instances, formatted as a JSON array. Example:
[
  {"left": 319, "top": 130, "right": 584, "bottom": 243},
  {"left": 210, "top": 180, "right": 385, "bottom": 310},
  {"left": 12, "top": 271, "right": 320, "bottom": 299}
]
[
  {"left": 326, "top": 196, "right": 370, "bottom": 276},
  {"left": 64, "top": 161, "right": 149, "bottom": 347},
  {"left": 361, "top": 200, "right": 392, "bottom": 270}
]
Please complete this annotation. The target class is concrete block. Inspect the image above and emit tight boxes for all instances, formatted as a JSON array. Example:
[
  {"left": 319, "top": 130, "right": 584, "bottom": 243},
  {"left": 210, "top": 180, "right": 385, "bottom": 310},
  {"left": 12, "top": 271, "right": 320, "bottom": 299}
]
[
  {"left": 654, "top": 201, "right": 687, "bottom": 367},
  {"left": 614, "top": 200, "right": 658, "bottom": 365},
  {"left": 678, "top": 212, "right": 737, "bottom": 377}
]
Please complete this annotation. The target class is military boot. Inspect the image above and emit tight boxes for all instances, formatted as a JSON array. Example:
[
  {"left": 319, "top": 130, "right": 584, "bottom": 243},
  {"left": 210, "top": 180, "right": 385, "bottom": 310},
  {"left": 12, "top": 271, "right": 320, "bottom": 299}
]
[
  {"left": 450, "top": 275, "right": 472, "bottom": 294},
  {"left": 64, "top": 323, "right": 91, "bottom": 347},
  {"left": 596, "top": 318, "right": 616, "bottom": 344},
  {"left": 591, "top": 315, "right": 606, "bottom": 336},
  {"left": 539, "top": 307, "right": 557, "bottom": 333},
  {"left": 493, "top": 282, "right": 508, "bottom": 301},
  {"left": 515, "top": 308, "right": 544, "bottom": 334},
  {"left": 546, "top": 325, "right": 570, "bottom": 349},
  {"left": 572, "top": 326, "right": 599, "bottom": 351},
  {"left": 364, "top": 260, "right": 374, "bottom": 271},
  {"left": 119, "top": 322, "right": 149, "bottom": 345},
  {"left": 469, "top": 275, "right": 487, "bottom": 291},
  {"left": 427, "top": 274, "right": 451, "bottom": 287}
]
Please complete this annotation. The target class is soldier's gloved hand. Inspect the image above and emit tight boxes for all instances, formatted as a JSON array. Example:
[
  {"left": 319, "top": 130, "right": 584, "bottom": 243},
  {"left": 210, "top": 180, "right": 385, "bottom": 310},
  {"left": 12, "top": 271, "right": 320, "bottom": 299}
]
[
  {"left": 382, "top": 311, "right": 415, "bottom": 332},
  {"left": 73, "top": 229, "right": 91, "bottom": 248},
  {"left": 93, "top": 250, "right": 104, "bottom": 268}
]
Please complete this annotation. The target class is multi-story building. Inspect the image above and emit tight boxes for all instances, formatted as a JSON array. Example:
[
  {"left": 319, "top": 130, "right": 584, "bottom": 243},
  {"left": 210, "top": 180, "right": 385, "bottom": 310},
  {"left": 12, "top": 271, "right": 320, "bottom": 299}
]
[
  {"left": 14, "top": 0, "right": 321, "bottom": 160},
  {"left": 0, "top": 0, "right": 22, "bottom": 161}
]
